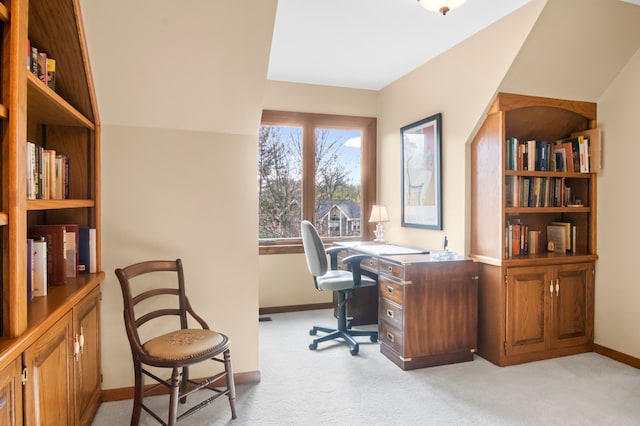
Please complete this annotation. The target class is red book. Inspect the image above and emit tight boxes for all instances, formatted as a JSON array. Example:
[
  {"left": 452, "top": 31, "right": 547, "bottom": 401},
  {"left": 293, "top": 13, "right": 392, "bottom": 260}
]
[{"left": 28, "top": 224, "right": 67, "bottom": 285}]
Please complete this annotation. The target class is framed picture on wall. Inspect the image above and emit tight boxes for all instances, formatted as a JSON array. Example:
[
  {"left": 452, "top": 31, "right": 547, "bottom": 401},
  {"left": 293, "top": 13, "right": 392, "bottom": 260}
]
[{"left": 400, "top": 113, "right": 442, "bottom": 230}]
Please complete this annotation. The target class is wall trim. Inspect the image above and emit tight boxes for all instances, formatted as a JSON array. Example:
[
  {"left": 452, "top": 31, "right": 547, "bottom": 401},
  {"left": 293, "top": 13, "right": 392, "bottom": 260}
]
[
  {"left": 594, "top": 344, "right": 640, "bottom": 369},
  {"left": 259, "top": 303, "right": 332, "bottom": 315},
  {"left": 100, "top": 370, "right": 261, "bottom": 402}
]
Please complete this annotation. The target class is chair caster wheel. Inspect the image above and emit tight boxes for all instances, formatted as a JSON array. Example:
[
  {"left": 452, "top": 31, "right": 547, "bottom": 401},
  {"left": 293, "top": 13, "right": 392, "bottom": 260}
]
[
  {"left": 370, "top": 334, "right": 378, "bottom": 343},
  {"left": 350, "top": 346, "right": 359, "bottom": 356},
  {"left": 309, "top": 342, "right": 317, "bottom": 350},
  {"left": 309, "top": 329, "right": 317, "bottom": 336}
]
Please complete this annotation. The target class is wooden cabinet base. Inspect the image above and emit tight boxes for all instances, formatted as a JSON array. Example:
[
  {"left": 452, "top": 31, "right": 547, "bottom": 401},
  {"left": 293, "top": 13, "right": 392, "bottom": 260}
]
[{"left": 380, "top": 344, "right": 475, "bottom": 370}]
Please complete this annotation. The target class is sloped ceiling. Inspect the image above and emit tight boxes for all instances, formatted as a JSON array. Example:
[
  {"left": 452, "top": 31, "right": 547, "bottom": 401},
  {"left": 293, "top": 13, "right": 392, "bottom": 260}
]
[{"left": 500, "top": 0, "right": 640, "bottom": 102}]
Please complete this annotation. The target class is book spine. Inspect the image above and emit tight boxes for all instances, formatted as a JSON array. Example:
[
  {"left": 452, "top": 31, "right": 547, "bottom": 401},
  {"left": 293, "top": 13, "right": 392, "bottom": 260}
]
[{"left": 33, "top": 238, "right": 48, "bottom": 296}]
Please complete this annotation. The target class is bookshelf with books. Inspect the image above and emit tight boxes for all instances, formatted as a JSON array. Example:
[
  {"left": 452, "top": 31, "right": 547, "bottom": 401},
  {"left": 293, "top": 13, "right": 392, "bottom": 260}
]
[
  {"left": 1, "top": 0, "right": 103, "bottom": 424},
  {"left": 470, "top": 93, "right": 599, "bottom": 367}
]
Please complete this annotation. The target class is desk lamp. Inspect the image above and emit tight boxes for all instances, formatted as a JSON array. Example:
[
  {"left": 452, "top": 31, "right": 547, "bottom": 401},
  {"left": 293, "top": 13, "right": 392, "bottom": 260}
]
[{"left": 369, "top": 205, "right": 390, "bottom": 243}]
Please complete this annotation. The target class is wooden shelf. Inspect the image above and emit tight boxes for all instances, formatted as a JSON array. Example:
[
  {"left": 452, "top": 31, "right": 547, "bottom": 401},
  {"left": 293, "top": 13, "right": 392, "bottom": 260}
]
[
  {"left": 27, "top": 73, "right": 94, "bottom": 129},
  {"left": 504, "top": 170, "right": 592, "bottom": 178},
  {"left": 0, "top": 3, "right": 8, "bottom": 22},
  {"left": 27, "top": 199, "right": 95, "bottom": 211},
  {"left": 0, "top": 272, "right": 103, "bottom": 372},
  {"left": 505, "top": 206, "right": 590, "bottom": 214}
]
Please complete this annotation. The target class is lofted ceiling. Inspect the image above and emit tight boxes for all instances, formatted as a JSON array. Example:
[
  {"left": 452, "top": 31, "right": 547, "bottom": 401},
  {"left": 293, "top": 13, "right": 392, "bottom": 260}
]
[
  {"left": 267, "top": 0, "right": 533, "bottom": 90},
  {"left": 268, "top": 0, "right": 640, "bottom": 91}
]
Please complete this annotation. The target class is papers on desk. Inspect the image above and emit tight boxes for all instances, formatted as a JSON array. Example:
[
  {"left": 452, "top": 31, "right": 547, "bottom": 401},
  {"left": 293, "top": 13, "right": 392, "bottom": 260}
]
[{"left": 354, "top": 244, "right": 426, "bottom": 256}]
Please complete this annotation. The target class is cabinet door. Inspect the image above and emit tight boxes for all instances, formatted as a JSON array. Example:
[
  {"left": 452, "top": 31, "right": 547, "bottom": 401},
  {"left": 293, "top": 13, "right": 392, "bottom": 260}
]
[
  {"left": 23, "top": 312, "right": 74, "bottom": 426},
  {"left": 74, "top": 288, "right": 102, "bottom": 426},
  {"left": 0, "top": 357, "right": 23, "bottom": 426},
  {"left": 506, "top": 266, "right": 552, "bottom": 356},
  {"left": 551, "top": 262, "right": 593, "bottom": 349}
]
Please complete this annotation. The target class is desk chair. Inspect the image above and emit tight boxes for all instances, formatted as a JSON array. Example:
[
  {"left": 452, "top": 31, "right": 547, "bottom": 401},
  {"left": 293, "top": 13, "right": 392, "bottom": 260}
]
[
  {"left": 301, "top": 220, "right": 379, "bottom": 355},
  {"left": 115, "top": 259, "right": 236, "bottom": 425}
]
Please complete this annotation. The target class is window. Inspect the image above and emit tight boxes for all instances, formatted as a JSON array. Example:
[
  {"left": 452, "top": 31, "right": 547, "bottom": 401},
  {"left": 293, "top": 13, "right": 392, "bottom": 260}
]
[{"left": 259, "top": 111, "right": 377, "bottom": 254}]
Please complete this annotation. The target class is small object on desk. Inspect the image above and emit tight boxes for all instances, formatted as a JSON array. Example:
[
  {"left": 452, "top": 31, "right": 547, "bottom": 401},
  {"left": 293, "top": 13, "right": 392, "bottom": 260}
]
[
  {"left": 369, "top": 205, "right": 390, "bottom": 243},
  {"left": 442, "top": 235, "right": 448, "bottom": 251}
]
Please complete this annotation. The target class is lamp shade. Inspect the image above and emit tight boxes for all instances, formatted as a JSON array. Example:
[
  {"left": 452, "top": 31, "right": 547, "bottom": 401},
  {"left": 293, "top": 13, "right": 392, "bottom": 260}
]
[
  {"left": 417, "top": 0, "right": 466, "bottom": 15},
  {"left": 369, "top": 205, "right": 390, "bottom": 223}
]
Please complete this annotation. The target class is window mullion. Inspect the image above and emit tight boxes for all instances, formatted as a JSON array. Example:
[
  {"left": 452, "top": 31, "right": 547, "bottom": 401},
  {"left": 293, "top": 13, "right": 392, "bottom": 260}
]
[{"left": 302, "top": 123, "right": 316, "bottom": 222}]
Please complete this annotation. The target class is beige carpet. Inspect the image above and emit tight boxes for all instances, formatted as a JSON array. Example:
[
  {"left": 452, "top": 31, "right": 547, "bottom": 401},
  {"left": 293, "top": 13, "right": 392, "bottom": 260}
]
[{"left": 93, "top": 309, "right": 640, "bottom": 425}]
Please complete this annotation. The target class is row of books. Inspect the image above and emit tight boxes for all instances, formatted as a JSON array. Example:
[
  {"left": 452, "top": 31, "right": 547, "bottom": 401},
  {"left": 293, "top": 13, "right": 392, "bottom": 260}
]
[
  {"left": 27, "top": 40, "right": 56, "bottom": 90},
  {"left": 505, "top": 176, "right": 581, "bottom": 208},
  {"left": 27, "top": 142, "right": 69, "bottom": 200},
  {"left": 505, "top": 136, "right": 591, "bottom": 173},
  {"left": 505, "top": 221, "right": 577, "bottom": 259},
  {"left": 26, "top": 225, "right": 96, "bottom": 299}
]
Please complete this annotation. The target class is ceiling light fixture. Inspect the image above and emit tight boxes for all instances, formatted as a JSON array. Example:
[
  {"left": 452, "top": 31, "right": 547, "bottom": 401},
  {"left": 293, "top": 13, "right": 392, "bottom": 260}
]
[{"left": 417, "top": 0, "right": 467, "bottom": 15}]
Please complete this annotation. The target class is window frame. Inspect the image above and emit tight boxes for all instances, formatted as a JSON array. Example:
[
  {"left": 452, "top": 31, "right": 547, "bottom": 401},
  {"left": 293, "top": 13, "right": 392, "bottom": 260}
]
[{"left": 259, "top": 110, "right": 377, "bottom": 255}]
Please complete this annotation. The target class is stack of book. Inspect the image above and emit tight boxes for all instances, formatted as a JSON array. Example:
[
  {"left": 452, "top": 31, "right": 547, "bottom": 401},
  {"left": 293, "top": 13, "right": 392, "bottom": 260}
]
[
  {"left": 26, "top": 142, "right": 69, "bottom": 200},
  {"left": 505, "top": 136, "right": 591, "bottom": 173},
  {"left": 27, "top": 40, "right": 56, "bottom": 90},
  {"left": 27, "top": 225, "right": 97, "bottom": 299}
]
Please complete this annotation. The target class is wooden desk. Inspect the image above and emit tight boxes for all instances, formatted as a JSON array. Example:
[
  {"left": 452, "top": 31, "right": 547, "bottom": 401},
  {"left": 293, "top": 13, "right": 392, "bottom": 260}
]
[{"left": 335, "top": 242, "right": 479, "bottom": 370}]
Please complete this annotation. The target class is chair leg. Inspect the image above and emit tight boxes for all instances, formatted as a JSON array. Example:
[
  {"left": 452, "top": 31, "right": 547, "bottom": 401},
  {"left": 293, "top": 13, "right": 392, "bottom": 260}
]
[
  {"left": 223, "top": 349, "right": 237, "bottom": 419},
  {"left": 131, "top": 361, "right": 144, "bottom": 426},
  {"left": 180, "top": 366, "right": 188, "bottom": 404},
  {"left": 168, "top": 368, "right": 180, "bottom": 426}
]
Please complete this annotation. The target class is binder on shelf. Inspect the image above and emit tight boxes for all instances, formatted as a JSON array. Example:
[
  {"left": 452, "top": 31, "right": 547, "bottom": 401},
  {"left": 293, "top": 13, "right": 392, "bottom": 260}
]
[{"left": 78, "top": 226, "right": 96, "bottom": 274}]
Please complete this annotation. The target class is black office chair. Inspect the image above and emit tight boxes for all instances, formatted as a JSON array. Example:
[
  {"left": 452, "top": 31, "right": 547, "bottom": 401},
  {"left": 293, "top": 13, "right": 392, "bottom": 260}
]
[
  {"left": 300, "top": 220, "right": 379, "bottom": 355},
  {"left": 115, "top": 259, "right": 237, "bottom": 425}
]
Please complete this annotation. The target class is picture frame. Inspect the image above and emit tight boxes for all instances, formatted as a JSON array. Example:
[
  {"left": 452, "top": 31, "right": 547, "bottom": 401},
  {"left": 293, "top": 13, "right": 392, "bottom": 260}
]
[{"left": 400, "top": 113, "right": 442, "bottom": 230}]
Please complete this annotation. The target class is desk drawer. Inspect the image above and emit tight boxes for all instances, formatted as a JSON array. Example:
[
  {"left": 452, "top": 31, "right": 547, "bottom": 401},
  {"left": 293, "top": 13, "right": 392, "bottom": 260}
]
[
  {"left": 379, "top": 321, "right": 403, "bottom": 354},
  {"left": 362, "top": 257, "right": 379, "bottom": 273},
  {"left": 379, "top": 276, "right": 403, "bottom": 305},
  {"left": 379, "top": 298, "right": 403, "bottom": 330},
  {"left": 337, "top": 251, "right": 378, "bottom": 273},
  {"left": 379, "top": 259, "right": 404, "bottom": 280}
]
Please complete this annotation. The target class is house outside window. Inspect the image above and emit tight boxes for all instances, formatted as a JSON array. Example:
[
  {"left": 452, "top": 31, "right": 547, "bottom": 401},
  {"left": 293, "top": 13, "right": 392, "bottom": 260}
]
[{"left": 259, "top": 111, "right": 377, "bottom": 254}]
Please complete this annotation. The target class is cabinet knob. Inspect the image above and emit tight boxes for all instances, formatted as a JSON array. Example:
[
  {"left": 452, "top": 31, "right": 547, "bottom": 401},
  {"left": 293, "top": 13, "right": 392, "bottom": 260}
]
[
  {"left": 386, "top": 309, "right": 394, "bottom": 319},
  {"left": 386, "top": 285, "right": 394, "bottom": 294}
]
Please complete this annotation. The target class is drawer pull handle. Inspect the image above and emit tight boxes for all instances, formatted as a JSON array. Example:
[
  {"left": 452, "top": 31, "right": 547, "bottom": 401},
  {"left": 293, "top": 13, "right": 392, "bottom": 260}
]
[
  {"left": 387, "top": 266, "right": 393, "bottom": 273},
  {"left": 386, "top": 285, "right": 394, "bottom": 294},
  {"left": 386, "top": 332, "right": 395, "bottom": 343},
  {"left": 369, "top": 260, "right": 374, "bottom": 266},
  {"left": 386, "top": 309, "right": 394, "bottom": 319}
]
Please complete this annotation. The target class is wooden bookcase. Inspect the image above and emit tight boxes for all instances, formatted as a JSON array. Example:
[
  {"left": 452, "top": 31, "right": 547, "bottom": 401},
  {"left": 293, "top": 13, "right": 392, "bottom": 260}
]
[
  {"left": 470, "top": 92, "right": 598, "bottom": 366},
  {"left": 0, "top": 0, "right": 103, "bottom": 424}
]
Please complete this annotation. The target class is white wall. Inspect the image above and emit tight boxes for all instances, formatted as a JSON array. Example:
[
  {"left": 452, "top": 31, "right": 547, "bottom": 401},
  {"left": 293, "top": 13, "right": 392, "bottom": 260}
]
[
  {"left": 596, "top": 47, "right": 640, "bottom": 358},
  {"left": 376, "top": 0, "right": 545, "bottom": 254},
  {"left": 81, "top": 0, "right": 277, "bottom": 389}
]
